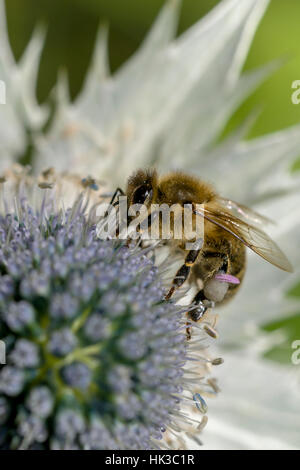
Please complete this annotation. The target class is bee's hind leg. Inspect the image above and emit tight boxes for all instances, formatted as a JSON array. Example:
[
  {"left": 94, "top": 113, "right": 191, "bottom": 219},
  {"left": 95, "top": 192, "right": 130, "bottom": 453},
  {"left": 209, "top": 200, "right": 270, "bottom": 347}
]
[
  {"left": 185, "top": 290, "right": 215, "bottom": 340},
  {"left": 188, "top": 290, "right": 211, "bottom": 322},
  {"left": 165, "top": 248, "right": 201, "bottom": 301}
]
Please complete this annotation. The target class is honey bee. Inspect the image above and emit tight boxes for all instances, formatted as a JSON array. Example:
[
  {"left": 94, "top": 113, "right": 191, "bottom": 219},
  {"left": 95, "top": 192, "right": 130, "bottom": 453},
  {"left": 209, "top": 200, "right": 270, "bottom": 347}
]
[{"left": 111, "top": 169, "right": 293, "bottom": 322}]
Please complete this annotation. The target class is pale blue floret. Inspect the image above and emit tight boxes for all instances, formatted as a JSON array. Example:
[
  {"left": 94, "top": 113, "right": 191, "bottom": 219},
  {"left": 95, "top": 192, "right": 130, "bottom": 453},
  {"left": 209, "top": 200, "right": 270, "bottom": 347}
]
[
  {"left": 61, "top": 362, "right": 92, "bottom": 390},
  {"left": 48, "top": 328, "right": 78, "bottom": 357},
  {"left": 26, "top": 386, "right": 54, "bottom": 418},
  {"left": 10, "top": 339, "right": 40, "bottom": 368}
]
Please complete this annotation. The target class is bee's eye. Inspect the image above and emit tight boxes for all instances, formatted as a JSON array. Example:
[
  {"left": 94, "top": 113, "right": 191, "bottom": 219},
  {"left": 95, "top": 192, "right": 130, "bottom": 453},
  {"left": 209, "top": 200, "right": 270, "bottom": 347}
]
[{"left": 132, "top": 184, "right": 152, "bottom": 205}]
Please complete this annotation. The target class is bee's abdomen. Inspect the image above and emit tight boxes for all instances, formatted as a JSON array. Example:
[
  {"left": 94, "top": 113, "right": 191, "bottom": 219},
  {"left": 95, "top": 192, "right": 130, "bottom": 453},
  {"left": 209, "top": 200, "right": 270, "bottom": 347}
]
[
  {"left": 223, "top": 242, "right": 246, "bottom": 302},
  {"left": 229, "top": 241, "right": 246, "bottom": 278}
]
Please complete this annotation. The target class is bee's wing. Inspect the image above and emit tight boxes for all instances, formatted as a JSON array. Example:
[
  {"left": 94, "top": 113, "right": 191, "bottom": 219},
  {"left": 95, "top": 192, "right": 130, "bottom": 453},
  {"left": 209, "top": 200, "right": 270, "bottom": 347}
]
[
  {"left": 194, "top": 206, "right": 293, "bottom": 273},
  {"left": 217, "top": 197, "right": 275, "bottom": 226}
]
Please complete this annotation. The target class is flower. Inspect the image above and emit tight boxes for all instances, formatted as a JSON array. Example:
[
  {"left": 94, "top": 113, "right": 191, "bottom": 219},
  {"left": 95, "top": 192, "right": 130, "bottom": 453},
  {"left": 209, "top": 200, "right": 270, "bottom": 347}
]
[
  {"left": 0, "top": 172, "right": 221, "bottom": 450},
  {"left": 0, "top": 0, "right": 300, "bottom": 450}
]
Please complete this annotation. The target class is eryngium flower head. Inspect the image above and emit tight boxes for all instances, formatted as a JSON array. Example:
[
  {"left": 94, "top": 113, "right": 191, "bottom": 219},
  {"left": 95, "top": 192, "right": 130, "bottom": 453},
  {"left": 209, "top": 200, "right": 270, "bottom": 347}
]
[{"left": 0, "top": 181, "right": 216, "bottom": 450}]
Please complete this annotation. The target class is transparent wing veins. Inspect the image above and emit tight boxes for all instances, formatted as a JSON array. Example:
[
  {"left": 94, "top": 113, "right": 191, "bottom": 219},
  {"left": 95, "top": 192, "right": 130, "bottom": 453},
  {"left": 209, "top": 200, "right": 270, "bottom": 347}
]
[
  {"left": 194, "top": 205, "right": 293, "bottom": 273},
  {"left": 217, "top": 197, "right": 275, "bottom": 226}
]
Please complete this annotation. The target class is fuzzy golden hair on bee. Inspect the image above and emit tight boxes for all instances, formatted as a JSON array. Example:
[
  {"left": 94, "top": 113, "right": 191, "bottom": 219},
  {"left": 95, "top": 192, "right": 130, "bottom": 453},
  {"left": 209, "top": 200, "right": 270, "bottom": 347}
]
[
  {"left": 157, "top": 171, "right": 216, "bottom": 206},
  {"left": 126, "top": 168, "right": 216, "bottom": 207}
]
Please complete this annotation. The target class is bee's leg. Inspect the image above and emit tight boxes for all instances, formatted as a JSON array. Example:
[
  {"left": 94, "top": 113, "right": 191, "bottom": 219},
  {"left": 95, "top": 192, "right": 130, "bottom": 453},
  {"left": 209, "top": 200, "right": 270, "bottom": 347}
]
[
  {"left": 109, "top": 187, "right": 125, "bottom": 206},
  {"left": 187, "top": 251, "right": 229, "bottom": 319},
  {"left": 126, "top": 211, "right": 153, "bottom": 248},
  {"left": 108, "top": 188, "right": 127, "bottom": 238},
  {"left": 165, "top": 248, "right": 201, "bottom": 300},
  {"left": 188, "top": 290, "right": 208, "bottom": 322},
  {"left": 183, "top": 249, "right": 229, "bottom": 340},
  {"left": 185, "top": 290, "right": 209, "bottom": 340}
]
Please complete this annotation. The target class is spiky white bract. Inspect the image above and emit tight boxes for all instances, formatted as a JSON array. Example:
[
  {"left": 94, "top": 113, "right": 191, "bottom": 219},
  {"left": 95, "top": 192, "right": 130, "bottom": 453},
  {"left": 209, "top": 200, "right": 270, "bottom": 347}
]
[
  {"left": 31, "top": 0, "right": 299, "bottom": 196},
  {"left": 198, "top": 354, "right": 300, "bottom": 450}
]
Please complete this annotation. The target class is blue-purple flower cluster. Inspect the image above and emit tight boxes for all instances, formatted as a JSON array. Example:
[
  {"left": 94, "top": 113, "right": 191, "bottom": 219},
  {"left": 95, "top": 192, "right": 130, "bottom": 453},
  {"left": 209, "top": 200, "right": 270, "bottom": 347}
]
[{"left": 0, "top": 197, "right": 187, "bottom": 449}]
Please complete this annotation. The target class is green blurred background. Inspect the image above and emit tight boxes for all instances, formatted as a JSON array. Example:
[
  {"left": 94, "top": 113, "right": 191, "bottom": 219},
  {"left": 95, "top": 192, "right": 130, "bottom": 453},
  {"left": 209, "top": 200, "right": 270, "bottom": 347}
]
[
  {"left": 5, "top": 0, "right": 300, "bottom": 138},
  {"left": 5, "top": 0, "right": 300, "bottom": 363}
]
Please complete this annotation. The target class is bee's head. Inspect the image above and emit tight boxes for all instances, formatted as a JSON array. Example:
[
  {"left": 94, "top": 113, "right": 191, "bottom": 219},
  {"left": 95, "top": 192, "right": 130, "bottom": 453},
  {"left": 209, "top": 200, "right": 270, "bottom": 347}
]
[{"left": 126, "top": 169, "right": 157, "bottom": 208}]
